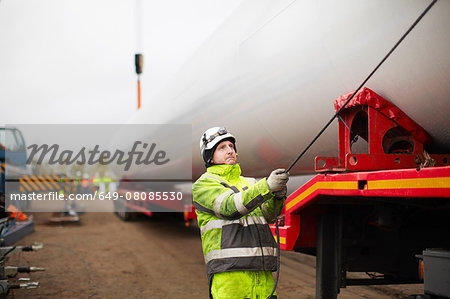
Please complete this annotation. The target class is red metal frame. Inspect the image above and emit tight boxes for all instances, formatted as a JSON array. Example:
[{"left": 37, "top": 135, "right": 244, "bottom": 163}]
[
  {"left": 272, "top": 165, "right": 450, "bottom": 251},
  {"left": 315, "top": 88, "right": 448, "bottom": 172},
  {"left": 116, "top": 186, "right": 197, "bottom": 223},
  {"left": 271, "top": 88, "right": 450, "bottom": 251},
  {"left": 183, "top": 204, "right": 197, "bottom": 225}
]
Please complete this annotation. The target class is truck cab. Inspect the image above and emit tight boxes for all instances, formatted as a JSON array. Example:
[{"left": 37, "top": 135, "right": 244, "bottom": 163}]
[{"left": 0, "top": 127, "right": 31, "bottom": 196}]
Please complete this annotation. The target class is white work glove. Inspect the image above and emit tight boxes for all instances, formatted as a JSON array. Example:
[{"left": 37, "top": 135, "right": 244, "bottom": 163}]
[
  {"left": 273, "top": 186, "right": 287, "bottom": 198},
  {"left": 266, "top": 169, "right": 289, "bottom": 193}
]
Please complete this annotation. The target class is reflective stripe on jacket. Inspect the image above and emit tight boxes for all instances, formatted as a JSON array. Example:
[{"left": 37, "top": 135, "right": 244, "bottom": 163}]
[{"left": 192, "top": 164, "right": 283, "bottom": 282}]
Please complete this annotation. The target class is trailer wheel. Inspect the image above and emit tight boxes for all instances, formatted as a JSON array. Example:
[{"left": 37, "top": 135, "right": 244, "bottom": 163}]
[
  {"left": 316, "top": 211, "right": 339, "bottom": 299},
  {"left": 114, "top": 198, "right": 135, "bottom": 221}
]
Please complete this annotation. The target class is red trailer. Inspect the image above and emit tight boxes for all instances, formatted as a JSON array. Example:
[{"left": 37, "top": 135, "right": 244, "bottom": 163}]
[
  {"left": 114, "top": 179, "right": 196, "bottom": 225},
  {"left": 271, "top": 88, "right": 450, "bottom": 298}
]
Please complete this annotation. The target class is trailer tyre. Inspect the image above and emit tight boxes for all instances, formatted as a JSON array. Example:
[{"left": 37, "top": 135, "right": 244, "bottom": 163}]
[
  {"left": 114, "top": 198, "right": 135, "bottom": 221},
  {"left": 316, "top": 211, "right": 339, "bottom": 299}
]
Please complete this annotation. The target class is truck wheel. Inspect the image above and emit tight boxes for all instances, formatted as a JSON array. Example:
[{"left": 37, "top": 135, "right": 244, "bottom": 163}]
[
  {"left": 316, "top": 211, "right": 339, "bottom": 299},
  {"left": 114, "top": 199, "right": 135, "bottom": 221}
]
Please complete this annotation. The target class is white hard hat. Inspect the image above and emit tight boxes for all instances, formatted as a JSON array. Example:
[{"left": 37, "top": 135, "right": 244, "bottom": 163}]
[{"left": 199, "top": 127, "right": 236, "bottom": 164}]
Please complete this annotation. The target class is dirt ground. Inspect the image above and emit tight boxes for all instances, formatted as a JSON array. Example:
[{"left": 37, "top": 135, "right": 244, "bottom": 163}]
[{"left": 8, "top": 212, "right": 423, "bottom": 298}]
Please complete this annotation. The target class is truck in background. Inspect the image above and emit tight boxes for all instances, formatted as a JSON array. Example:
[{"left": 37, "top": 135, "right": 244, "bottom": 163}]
[{"left": 0, "top": 127, "right": 34, "bottom": 245}]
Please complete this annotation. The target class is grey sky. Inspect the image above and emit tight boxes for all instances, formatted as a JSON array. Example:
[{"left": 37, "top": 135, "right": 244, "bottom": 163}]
[{"left": 0, "top": 0, "right": 243, "bottom": 126}]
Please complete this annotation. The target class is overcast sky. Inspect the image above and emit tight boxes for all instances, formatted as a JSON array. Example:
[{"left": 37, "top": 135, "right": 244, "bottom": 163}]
[{"left": 0, "top": 0, "right": 243, "bottom": 126}]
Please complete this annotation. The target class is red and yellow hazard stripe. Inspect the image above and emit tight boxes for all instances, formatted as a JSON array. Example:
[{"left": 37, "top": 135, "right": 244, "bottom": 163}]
[
  {"left": 275, "top": 237, "right": 286, "bottom": 245},
  {"left": 286, "top": 176, "right": 450, "bottom": 212},
  {"left": 286, "top": 181, "right": 357, "bottom": 211},
  {"left": 367, "top": 177, "right": 450, "bottom": 190}
]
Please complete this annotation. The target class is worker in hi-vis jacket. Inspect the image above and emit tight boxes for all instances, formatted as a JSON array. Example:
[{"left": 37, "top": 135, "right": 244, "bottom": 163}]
[{"left": 193, "top": 127, "right": 289, "bottom": 299}]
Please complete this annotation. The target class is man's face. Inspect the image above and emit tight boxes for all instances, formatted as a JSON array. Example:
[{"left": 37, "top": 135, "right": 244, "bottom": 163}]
[{"left": 212, "top": 140, "right": 237, "bottom": 165}]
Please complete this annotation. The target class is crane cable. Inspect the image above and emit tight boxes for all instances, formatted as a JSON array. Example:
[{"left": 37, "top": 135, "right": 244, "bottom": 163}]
[
  {"left": 286, "top": 0, "right": 438, "bottom": 174},
  {"left": 268, "top": 1, "right": 438, "bottom": 298}
]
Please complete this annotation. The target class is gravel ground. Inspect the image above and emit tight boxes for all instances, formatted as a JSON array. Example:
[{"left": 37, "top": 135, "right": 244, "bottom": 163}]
[{"left": 7, "top": 212, "right": 423, "bottom": 298}]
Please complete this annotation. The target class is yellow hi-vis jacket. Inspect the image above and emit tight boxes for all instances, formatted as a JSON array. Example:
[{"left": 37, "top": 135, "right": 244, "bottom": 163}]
[{"left": 192, "top": 163, "right": 283, "bottom": 298}]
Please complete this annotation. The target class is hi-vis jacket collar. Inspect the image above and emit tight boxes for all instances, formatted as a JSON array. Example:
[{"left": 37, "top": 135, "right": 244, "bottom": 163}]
[{"left": 207, "top": 163, "right": 241, "bottom": 181}]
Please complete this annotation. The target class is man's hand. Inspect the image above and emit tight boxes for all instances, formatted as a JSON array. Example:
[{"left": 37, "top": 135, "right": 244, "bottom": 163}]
[{"left": 267, "top": 169, "right": 289, "bottom": 192}]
